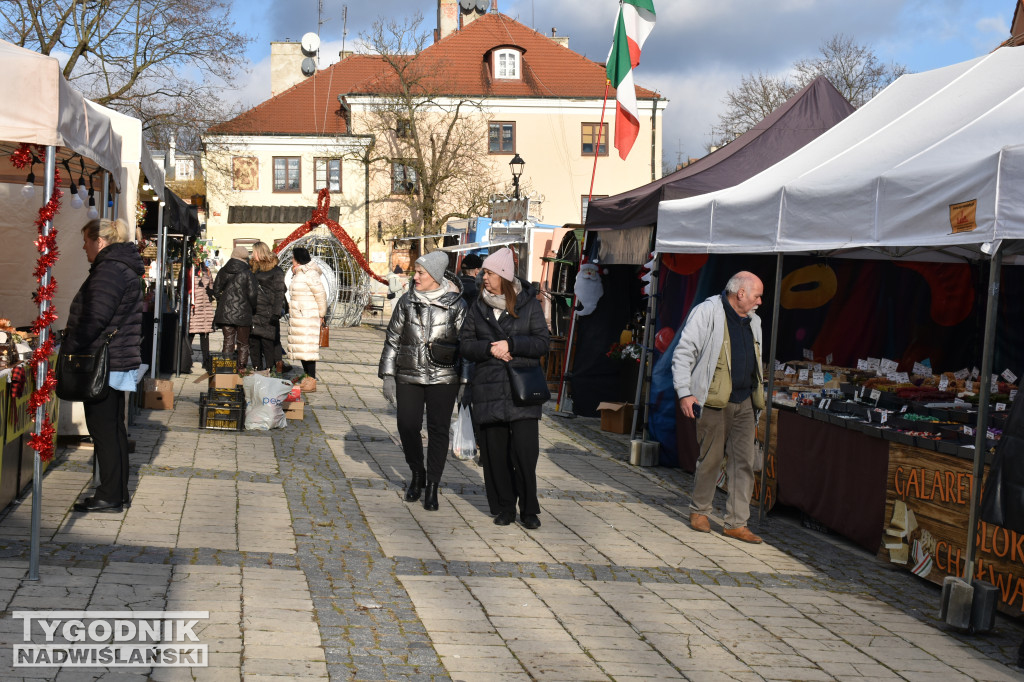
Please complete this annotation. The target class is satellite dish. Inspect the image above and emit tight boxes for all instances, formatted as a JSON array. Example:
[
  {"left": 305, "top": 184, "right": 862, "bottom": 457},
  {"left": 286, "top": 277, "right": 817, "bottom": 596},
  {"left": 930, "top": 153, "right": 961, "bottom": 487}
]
[
  {"left": 301, "top": 57, "right": 316, "bottom": 77},
  {"left": 300, "top": 32, "right": 320, "bottom": 56},
  {"left": 475, "top": 0, "right": 488, "bottom": 11},
  {"left": 459, "top": 0, "right": 474, "bottom": 9}
]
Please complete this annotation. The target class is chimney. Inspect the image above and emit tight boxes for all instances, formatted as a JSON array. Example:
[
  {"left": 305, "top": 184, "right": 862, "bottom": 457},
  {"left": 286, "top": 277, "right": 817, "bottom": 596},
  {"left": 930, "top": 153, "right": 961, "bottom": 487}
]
[
  {"left": 338, "top": 50, "right": 354, "bottom": 61},
  {"left": 270, "top": 41, "right": 308, "bottom": 96},
  {"left": 550, "top": 28, "right": 569, "bottom": 49},
  {"left": 437, "top": 0, "right": 458, "bottom": 41},
  {"left": 165, "top": 138, "right": 176, "bottom": 181}
]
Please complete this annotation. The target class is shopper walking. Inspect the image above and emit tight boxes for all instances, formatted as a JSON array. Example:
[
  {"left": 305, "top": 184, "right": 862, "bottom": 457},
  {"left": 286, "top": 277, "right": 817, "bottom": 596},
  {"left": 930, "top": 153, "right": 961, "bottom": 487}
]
[
  {"left": 460, "top": 247, "right": 550, "bottom": 529},
  {"left": 458, "top": 253, "right": 482, "bottom": 304},
  {"left": 212, "top": 245, "right": 258, "bottom": 373},
  {"left": 379, "top": 251, "right": 466, "bottom": 511},
  {"left": 672, "top": 271, "right": 765, "bottom": 543},
  {"left": 248, "top": 242, "right": 287, "bottom": 372},
  {"left": 286, "top": 247, "right": 328, "bottom": 392},
  {"left": 188, "top": 261, "right": 215, "bottom": 372},
  {"left": 67, "top": 218, "right": 144, "bottom": 513}
]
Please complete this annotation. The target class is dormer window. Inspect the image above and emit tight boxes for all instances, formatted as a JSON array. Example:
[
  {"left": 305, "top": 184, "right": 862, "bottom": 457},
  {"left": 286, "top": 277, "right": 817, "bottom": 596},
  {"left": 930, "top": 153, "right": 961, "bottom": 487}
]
[{"left": 494, "top": 49, "right": 520, "bottom": 79}]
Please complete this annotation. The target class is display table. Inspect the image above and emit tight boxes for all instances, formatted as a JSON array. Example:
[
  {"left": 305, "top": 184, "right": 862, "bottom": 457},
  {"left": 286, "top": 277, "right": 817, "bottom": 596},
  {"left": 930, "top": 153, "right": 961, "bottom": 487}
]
[
  {"left": 775, "top": 410, "right": 889, "bottom": 551},
  {"left": 1, "top": 364, "right": 57, "bottom": 511}
]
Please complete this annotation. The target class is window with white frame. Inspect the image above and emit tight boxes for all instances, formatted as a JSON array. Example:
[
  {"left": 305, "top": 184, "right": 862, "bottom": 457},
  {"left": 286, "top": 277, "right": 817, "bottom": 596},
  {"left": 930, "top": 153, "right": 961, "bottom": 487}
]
[
  {"left": 314, "top": 158, "right": 342, "bottom": 192},
  {"left": 494, "top": 49, "right": 520, "bottom": 79},
  {"left": 392, "top": 161, "right": 418, "bottom": 195}
]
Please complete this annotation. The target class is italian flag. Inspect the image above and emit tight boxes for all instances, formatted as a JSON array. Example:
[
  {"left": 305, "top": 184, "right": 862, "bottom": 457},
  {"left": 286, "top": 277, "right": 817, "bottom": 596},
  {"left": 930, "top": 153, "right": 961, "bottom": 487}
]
[{"left": 606, "top": 0, "right": 656, "bottom": 160}]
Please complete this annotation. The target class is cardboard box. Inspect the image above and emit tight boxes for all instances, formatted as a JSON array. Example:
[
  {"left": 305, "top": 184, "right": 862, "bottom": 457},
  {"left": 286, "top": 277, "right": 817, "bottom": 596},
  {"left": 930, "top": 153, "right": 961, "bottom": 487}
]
[
  {"left": 142, "top": 378, "right": 174, "bottom": 410},
  {"left": 283, "top": 400, "right": 304, "bottom": 420},
  {"left": 209, "top": 373, "right": 242, "bottom": 390},
  {"left": 597, "top": 402, "right": 633, "bottom": 434}
]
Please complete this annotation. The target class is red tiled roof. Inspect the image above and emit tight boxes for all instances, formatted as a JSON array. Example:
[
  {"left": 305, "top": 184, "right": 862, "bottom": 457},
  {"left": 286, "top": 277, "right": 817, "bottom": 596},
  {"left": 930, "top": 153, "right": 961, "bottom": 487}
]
[{"left": 209, "top": 13, "right": 659, "bottom": 136}]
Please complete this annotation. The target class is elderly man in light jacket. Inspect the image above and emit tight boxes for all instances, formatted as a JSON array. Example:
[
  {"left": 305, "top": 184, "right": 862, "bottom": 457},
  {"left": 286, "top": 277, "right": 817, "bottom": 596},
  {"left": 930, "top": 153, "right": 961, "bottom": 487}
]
[{"left": 672, "top": 271, "right": 765, "bottom": 544}]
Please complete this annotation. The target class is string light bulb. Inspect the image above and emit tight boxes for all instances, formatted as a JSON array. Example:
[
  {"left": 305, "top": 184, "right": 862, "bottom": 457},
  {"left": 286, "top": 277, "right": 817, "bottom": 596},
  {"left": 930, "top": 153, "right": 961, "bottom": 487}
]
[
  {"left": 87, "top": 188, "right": 99, "bottom": 219},
  {"left": 21, "top": 166, "right": 36, "bottom": 199}
]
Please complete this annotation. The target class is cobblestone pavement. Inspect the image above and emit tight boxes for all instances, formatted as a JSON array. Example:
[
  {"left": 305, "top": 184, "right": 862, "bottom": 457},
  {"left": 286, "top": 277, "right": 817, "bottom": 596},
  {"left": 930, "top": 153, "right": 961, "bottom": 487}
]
[{"left": 0, "top": 323, "right": 1021, "bottom": 680}]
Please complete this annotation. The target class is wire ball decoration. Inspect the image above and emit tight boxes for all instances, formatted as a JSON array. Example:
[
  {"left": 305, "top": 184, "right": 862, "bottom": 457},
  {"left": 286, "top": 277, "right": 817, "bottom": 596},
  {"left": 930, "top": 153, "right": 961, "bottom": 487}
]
[{"left": 277, "top": 227, "right": 370, "bottom": 327}]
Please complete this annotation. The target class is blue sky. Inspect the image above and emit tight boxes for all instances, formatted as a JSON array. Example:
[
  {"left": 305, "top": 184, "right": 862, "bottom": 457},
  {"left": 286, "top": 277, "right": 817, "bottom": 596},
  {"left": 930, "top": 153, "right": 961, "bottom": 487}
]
[{"left": 226, "top": 0, "right": 1016, "bottom": 164}]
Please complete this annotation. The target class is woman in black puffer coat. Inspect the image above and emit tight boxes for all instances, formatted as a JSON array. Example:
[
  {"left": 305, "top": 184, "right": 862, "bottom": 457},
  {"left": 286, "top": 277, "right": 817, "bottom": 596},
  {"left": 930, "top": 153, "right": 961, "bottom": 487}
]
[
  {"left": 247, "top": 242, "right": 286, "bottom": 372},
  {"left": 459, "top": 248, "right": 550, "bottom": 529},
  {"left": 66, "top": 218, "right": 144, "bottom": 513},
  {"left": 212, "top": 244, "right": 258, "bottom": 372}
]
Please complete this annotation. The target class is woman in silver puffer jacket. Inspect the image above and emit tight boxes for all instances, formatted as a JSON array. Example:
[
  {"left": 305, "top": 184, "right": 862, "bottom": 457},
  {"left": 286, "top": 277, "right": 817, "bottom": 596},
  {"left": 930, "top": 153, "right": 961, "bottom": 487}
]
[{"left": 378, "top": 251, "right": 466, "bottom": 511}]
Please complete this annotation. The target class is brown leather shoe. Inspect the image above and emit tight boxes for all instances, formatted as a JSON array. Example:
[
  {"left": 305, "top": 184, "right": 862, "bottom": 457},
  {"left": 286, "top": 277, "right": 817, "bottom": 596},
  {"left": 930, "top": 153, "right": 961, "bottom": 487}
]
[
  {"left": 689, "top": 513, "right": 711, "bottom": 533},
  {"left": 723, "top": 526, "right": 763, "bottom": 544}
]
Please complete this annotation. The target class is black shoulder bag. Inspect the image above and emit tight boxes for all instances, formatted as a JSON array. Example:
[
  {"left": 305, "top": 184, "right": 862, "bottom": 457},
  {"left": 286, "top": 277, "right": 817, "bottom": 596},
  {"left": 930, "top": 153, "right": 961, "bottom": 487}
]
[
  {"left": 56, "top": 330, "right": 118, "bottom": 403},
  {"left": 506, "top": 362, "right": 550, "bottom": 406}
]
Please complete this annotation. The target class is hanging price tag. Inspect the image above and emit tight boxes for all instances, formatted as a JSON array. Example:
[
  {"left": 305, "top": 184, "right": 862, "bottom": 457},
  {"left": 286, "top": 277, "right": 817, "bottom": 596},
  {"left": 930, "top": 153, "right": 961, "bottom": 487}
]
[
  {"left": 812, "top": 371, "right": 825, "bottom": 386},
  {"left": 992, "top": 375, "right": 1000, "bottom": 393},
  {"left": 972, "top": 367, "right": 980, "bottom": 379},
  {"left": 965, "top": 380, "right": 974, "bottom": 393},
  {"left": 954, "top": 368, "right": 970, "bottom": 381},
  {"left": 900, "top": 404, "right": 908, "bottom": 413},
  {"left": 785, "top": 365, "right": 795, "bottom": 375},
  {"left": 1002, "top": 368, "right": 1018, "bottom": 384},
  {"left": 880, "top": 411, "right": 889, "bottom": 424},
  {"left": 870, "top": 389, "right": 882, "bottom": 403},
  {"left": 798, "top": 369, "right": 809, "bottom": 382},
  {"left": 857, "top": 359, "right": 869, "bottom": 370},
  {"left": 938, "top": 376, "right": 949, "bottom": 392},
  {"left": 996, "top": 403, "right": 1007, "bottom": 412},
  {"left": 912, "top": 362, "right": 931, "bottom": 377},
  {"left": 866, "top": 358, "right": 880, "bottom": 372},
  {"left": 1011, "top": 390, "right": 1018, "bottom": 402},
  {"left": 954, "top": 398, "right": 968, "bottom": 406},
  {"left": 803, "top": 348, "right": 814, "bottom": 361},
  {"left": 881, "top": 358, "right": 899, "bottom": 374},
  {"left": 964, "top": 425, "right": 975, "bottom": 436},
  {"left": 826, "top": 353, "right": 833, "bottom": 364}
]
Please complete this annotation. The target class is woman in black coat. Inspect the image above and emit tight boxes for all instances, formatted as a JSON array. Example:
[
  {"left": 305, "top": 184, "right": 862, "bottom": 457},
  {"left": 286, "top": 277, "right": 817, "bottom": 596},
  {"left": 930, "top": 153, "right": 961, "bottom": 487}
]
[
  {"left": 459, "top": 248, "right": 550, "bottom": 529},
  {"left": 247, "top": 242, "right": 287, "bottom": 372},
  {"left": 66, "top": 218, "right": 144, "bottom": 513},
  {"left": 212, "top": 244, "right": 258, "bottom": 372}
]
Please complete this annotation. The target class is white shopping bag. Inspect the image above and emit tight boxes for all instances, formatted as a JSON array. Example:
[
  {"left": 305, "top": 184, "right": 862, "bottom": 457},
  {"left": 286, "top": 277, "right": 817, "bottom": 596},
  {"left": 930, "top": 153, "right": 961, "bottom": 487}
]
[
  {"left": 450, "top": 405, "right": 476, "bottom": 461},
  {"left": 242, "top": 373, "right": 293, "bottom": 430}
]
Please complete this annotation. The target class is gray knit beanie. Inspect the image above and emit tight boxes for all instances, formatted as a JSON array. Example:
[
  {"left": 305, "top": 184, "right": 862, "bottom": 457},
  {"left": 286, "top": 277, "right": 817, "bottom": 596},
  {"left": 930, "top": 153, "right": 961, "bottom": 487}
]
[{"left": 415, "top": 251, "right": 449, "bottom": 287}]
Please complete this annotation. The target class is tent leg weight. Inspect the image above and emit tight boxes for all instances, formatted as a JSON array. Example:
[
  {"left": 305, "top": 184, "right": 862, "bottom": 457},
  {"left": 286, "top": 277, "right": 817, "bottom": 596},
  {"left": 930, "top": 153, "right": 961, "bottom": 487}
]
[{"left": 939, "top": 576, "right": 997, "bottom": 633}]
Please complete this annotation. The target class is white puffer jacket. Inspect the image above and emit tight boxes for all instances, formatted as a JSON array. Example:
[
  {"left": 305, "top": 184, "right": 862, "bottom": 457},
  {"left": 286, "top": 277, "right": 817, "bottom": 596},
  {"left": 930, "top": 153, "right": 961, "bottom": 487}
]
[{"left": 286, "top": 263, "right": 328, "bottom": 361}]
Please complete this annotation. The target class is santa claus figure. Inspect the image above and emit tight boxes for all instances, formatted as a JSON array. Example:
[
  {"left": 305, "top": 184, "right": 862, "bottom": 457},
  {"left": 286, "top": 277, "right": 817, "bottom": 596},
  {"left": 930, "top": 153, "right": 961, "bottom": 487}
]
[{"left": 574, "top": 263, "right": 603, "bottom": 316}]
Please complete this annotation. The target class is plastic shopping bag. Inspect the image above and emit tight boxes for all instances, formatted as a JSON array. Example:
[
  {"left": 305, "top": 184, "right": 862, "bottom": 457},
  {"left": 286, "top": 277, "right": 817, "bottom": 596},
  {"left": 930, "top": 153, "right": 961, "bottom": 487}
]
[
  {"left": 242, "top": 373, "right": 293, "bottom": 430},
  {"left": 450, "top": 405, "right": 476, "bottom": 461}
]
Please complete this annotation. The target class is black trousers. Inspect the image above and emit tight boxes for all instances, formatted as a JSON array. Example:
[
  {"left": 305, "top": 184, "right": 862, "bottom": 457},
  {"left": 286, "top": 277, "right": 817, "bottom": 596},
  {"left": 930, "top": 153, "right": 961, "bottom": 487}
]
[
  {"left": 301, "top": 360, "right": 316, "bottom": 379},
  {"left": 478, "top": 419, "right": 540, "bottom": 516},
  {"left": 396, "top": 382, "right": 460, "bottom": 483},
  {"left": 188, "top": 333, "right": 211, "bottom": 367},
  {"left": 249, "top": 334, "right": 278, "bottom": 371},
  {"left": 83, "top": 389, "right": 129, "bottom": 503}
]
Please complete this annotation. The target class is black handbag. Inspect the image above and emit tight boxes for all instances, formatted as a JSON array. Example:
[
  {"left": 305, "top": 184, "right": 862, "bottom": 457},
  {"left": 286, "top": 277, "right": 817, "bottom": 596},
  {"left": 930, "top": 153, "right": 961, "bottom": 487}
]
[
  {"left": 506, "top": 362, "right": 550, "bottom": 406},
  {"left": 428, "top": 340, "right": 459, "bottom": 368},
  {"left": 56, "top": 330, "right": 118, "bottom": 403}
]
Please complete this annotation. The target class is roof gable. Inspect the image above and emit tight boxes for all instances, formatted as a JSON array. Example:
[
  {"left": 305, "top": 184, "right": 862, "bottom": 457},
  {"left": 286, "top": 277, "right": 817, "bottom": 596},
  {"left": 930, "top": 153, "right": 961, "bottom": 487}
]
[{"left": 209, "top": 13, "right": 659, "bottom": 136}]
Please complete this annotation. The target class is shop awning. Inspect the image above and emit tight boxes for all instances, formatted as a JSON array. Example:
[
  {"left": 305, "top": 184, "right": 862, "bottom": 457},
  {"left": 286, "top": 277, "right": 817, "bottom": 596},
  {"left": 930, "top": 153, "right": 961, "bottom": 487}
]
[{"left": 656, "top": 47, "right": 1024, "bottom": 258}]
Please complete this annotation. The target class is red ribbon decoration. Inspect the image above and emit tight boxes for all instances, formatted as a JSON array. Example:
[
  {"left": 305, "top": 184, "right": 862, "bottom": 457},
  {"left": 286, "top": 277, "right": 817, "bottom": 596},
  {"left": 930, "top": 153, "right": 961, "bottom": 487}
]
[
  {"left": 273, "top": 188, "right": 388, "bottom": 285},
  {"left": 10, "top": 143, "right": 61, "bottom": 462}
]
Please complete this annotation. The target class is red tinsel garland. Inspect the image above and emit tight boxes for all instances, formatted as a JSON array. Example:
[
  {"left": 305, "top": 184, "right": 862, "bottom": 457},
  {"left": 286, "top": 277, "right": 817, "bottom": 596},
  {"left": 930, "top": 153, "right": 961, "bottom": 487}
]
[
  {"left": 10, "top": 143, "right": 61, "bottom": 462},
  {"left": 273, "top": 189, "right": 388, "bottom": 285}
]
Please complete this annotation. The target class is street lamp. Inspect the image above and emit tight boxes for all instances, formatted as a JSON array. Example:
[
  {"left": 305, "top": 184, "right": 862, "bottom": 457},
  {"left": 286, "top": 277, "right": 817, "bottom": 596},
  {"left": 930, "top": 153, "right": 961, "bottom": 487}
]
[{"left": 509, "top": 153, "right": 525, "bottom": 199}]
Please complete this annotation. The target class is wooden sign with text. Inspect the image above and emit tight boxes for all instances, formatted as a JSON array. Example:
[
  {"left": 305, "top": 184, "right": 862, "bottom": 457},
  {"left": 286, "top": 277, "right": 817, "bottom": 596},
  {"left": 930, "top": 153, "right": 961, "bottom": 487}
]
[{"left": 881, "top": 443, "right": 1024, "bottom": 616}]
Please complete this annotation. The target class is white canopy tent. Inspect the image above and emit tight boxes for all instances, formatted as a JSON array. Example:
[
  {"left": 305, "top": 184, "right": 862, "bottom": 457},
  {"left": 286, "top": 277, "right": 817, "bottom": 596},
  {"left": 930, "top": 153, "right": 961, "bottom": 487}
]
[
  {"left": 0, "top": 39, "right": 124, "bottom": 580},
  {"left": 655, "top": 45, "right": 1024, "bottom": 601},
  {"left": 656, "top": 47, "right": 1024, "bottom": 259}
]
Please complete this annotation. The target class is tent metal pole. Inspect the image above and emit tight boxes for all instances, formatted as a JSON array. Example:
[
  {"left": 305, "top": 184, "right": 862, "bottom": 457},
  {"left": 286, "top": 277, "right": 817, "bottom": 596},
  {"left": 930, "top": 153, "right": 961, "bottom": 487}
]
[
  {"left": 756, "top": 253, "right": 784, "bottom": 528},
  {"left": 630, "top": 255, "right": 658, "bottom": 440},
  {"left": 963, "top": 243, "right": 1003, "bottom": 582},
  {"left": 150, "top": 199, "right": 166, "bottom": 379},
  {"left": 174, "top": 238, "right": 190, "bottom": 376},
  {"left": 28, "top": 146, "right": 58, "bottom": 581},
  {"left": 101, "top": 171, "right": 109, "bottom": 219},
  {"left": 555, "top": 231, "right": 589, "bottom": 413}
]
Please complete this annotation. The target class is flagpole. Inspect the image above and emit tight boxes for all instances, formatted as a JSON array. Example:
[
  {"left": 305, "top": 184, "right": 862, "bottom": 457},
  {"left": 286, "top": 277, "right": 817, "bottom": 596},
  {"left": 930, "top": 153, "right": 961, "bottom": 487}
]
[
  {"left": 556, "top": 79, "right": 611, "bottom": 413},
  {"left": 588, "top": 79, "right": 611, "bottom": 202}
]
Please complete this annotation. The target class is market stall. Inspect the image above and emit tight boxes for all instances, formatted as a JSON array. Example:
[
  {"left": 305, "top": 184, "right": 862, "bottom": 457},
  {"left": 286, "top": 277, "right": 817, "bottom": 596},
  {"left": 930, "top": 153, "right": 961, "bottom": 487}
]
[
  {"left": 0, "top": 39, "right": 124, "bottom": 578},
  {"left": 656, "top": 45, "right": 1024, "bottom": 617},
  {"left": 574, "top": 77, "right": 854, "bottom": 421}
]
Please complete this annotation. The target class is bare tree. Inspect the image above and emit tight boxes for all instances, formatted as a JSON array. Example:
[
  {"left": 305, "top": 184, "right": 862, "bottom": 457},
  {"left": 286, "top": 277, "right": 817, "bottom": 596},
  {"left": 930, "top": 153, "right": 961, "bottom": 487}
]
[
  {"left": 0, "top": 0, "right": 252, "bottom": 148},
  {"left": 709, "top": 34, "right": 906, "bottom": 150},
  {"left": 355, "top": 14, "right": 497, "bottom": 242}
]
